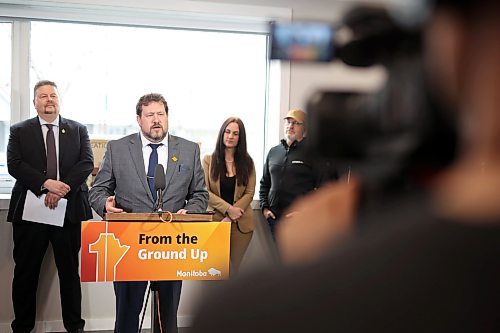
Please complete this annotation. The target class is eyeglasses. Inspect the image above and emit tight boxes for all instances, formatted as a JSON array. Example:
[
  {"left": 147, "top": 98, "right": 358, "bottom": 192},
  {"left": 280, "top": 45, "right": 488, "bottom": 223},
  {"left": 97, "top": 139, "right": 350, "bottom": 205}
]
[{"left": 285, "top": 119, "right": 303, "bottom": 126}]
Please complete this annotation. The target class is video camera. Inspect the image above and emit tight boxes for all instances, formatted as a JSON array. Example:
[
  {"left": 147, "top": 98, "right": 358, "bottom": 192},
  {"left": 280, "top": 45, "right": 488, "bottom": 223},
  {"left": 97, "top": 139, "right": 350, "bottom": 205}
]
[{"left": 270, "top": 5, "right": 457, "bottom": 191}]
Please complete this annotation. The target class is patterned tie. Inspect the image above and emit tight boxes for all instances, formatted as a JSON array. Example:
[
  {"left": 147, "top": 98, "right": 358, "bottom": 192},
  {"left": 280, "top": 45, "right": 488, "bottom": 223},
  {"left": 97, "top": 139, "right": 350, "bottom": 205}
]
[
  {"left": 147, "top": 143, "right": 162, "bottom": 201},
  {"left": 46, "top": 124, "right": 57, "bottom": 179}
]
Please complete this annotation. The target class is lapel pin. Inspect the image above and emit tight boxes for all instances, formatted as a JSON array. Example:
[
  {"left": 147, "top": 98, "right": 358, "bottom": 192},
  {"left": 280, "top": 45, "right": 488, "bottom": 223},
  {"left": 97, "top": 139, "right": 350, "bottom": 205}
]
[
  {"left": 61, "top": 129, "right": 66, "bottom": 134},
  {"left": 172, "top": 156, "right": 178, "bottom": 162}
]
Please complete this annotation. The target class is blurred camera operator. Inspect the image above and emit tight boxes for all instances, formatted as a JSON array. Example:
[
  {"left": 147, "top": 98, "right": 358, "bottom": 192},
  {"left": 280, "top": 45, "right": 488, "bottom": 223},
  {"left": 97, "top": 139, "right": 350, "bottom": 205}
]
[{"left": 191, "top": 0, "right": 500, "bottom": 331}]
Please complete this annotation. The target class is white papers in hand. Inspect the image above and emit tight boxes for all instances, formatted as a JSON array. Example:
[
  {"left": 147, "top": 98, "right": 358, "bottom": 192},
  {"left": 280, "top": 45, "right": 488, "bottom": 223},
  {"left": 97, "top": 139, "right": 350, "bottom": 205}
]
[{"left": 22, "top": 190, "right": 67, "bottom": 227}]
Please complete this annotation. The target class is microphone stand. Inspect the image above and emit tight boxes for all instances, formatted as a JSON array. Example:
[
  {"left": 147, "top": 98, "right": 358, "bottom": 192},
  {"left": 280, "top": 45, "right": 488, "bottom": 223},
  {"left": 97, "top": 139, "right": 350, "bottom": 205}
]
[
  {"left": 150, "top": 281, "right": 160, "bottom": 333},
  {"left": 151, "top": 187, "right": 164, "bottom": 333},
  {"left": 156, "top": 188, "right": 164, "bottom": 213}
]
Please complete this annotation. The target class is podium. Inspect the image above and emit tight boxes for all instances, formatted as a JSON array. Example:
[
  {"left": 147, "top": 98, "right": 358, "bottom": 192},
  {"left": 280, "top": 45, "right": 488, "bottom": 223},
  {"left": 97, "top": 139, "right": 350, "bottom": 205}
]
[
  {"left": 104, "top": 212, "right": 214, "bottom": 222},
  {"left": 81, "top": 212, "right": 230, "bottom": 332}
]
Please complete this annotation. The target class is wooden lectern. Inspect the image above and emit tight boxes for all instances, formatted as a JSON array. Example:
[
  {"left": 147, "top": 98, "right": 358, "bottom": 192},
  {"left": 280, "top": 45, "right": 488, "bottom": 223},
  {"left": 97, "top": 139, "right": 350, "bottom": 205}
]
[{"left": 105, "top": 212, "right": 214, "bottom": 222}]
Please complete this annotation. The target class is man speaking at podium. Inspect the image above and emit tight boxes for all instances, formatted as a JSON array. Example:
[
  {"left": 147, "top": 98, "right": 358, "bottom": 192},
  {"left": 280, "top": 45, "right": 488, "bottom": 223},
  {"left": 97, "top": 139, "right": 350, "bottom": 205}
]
[{"left": 89, "top": 93, "right": 208, "bottom": 333}]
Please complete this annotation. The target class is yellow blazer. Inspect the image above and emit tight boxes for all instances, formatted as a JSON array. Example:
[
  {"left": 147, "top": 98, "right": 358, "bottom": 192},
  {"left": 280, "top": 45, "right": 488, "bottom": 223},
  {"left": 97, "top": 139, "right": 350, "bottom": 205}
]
[{"left": 202, "top": 155, "right": 256, "bottom": 233}]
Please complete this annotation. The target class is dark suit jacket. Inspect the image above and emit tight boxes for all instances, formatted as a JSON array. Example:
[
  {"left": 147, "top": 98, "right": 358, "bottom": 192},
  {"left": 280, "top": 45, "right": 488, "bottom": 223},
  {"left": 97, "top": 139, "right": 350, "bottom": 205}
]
[{"left": 7, "top": 116, "right": 94, "bottom": 224}]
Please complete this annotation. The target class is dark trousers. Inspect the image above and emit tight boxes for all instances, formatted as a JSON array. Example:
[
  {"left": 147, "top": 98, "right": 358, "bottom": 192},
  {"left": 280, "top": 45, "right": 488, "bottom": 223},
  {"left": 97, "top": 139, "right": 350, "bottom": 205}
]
[
  {"left": 267, "top": 216, "right": 279, "bottom": 242},
  {"left": 114, "top": 280, "right": 182, "bottom": 333},
  {"left": 11, "top": 221, "right": 84, "bottom": 333}
]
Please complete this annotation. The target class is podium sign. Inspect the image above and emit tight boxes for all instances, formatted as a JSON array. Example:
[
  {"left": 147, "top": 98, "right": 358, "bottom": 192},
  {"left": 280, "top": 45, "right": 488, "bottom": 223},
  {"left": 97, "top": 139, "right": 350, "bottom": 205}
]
[{"left": 81, "top": 221, "right": 230, "bottom": 282}]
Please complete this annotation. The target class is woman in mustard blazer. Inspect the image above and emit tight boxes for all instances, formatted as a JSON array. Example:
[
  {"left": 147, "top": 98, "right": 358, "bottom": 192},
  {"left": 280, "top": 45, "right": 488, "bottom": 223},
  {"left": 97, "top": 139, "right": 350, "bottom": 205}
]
[{"left": 202, "top": 117, "right": 256, "bottom": 273}]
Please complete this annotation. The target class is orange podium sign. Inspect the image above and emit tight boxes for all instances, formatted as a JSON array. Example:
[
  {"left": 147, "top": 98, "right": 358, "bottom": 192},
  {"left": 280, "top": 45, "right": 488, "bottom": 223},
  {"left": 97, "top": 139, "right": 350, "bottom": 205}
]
[{"left": 81, "top": 220, "right": 230, "bottom": 282}]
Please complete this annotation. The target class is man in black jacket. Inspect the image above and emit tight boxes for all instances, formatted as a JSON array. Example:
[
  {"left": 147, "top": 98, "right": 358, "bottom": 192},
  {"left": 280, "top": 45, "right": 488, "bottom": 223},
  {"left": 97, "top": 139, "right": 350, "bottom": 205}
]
[
  {"left": 259, "top": 109, "right": 338, "bottom": 240},
  {"left": 7, "top": 80, "right": 93, "bottom": 333}
]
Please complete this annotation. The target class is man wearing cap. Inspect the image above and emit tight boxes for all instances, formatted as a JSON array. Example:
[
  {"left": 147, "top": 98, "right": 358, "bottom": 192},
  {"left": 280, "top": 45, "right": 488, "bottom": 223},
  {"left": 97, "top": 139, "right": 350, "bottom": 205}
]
[{"left": 259, "top": 109, "right": 338, "bottom": 241}]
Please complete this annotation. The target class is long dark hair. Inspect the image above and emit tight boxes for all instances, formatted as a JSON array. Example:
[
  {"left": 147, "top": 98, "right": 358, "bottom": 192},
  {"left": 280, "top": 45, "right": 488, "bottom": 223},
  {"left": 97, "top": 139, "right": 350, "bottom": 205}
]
[{"left": 210, "top": 117, "right": 254, "bottom": 186}]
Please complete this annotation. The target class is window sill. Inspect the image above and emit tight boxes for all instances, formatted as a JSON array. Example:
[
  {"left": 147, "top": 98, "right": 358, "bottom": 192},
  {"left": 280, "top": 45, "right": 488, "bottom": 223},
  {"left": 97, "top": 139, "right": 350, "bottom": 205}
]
[{"left": 0, "top": 194, "right": 10, "bottom": 210}]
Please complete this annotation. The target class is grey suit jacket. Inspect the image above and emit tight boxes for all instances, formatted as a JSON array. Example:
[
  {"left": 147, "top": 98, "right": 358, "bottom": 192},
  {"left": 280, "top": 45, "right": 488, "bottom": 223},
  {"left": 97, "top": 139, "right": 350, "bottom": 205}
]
[{"left": 89, "top": 133, "right": 208, "bottom": 217}]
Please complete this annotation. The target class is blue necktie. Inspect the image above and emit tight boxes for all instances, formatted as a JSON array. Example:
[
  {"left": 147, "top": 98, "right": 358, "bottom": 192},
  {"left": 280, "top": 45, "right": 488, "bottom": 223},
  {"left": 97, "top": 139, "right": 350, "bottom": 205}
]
[{"left": 147, "top": 143, "right": 162, "bottom": 201}]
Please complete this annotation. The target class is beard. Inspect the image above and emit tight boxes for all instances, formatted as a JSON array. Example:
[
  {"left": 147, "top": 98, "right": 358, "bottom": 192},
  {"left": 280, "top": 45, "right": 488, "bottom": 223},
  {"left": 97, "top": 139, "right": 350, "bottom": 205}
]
[
  {"left": 42, "top": 105, "right": 58, "bottom": 114},
  {"left": 144, "top": 126, "right": 167, "bottom": 142},
  {"left": 285, "top": 132, "right": 297, "bottom": 143}
]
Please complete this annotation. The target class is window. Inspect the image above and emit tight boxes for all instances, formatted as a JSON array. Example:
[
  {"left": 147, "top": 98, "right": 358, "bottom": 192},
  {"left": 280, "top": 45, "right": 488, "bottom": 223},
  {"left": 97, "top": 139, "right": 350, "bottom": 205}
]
[
  {"left": 0, "top": 22, "right": 13, "bottom": 194},
  {"left": 30, "top": 21, "right": 268, "bottom": 176},
  {"left": 0, "top": 1, "right": 291, "bottom": 197}
]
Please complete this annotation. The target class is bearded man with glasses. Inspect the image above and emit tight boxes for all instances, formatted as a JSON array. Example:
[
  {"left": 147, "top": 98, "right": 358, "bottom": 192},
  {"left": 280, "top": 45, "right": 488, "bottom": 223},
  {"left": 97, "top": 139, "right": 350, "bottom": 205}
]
[{"left": 259, "top": 109, "right": 339, "bottom": 244}]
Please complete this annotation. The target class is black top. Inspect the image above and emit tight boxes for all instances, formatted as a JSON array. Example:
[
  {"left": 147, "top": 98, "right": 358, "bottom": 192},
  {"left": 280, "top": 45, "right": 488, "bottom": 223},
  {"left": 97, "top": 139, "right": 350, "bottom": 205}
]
[
  {"left": 259, "top": 138, "right": 338, "bottom": 219},
  {"left": 220, "top": 174, "right": 236, "bottom": 206},
  {"left": 192, "top": 197, "right": 500, "bottom": 332}
]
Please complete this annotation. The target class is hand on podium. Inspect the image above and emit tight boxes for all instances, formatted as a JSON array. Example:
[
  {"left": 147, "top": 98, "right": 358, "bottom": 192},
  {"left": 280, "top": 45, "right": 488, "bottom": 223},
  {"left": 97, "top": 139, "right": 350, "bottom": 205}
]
[{"left": 105, "top": 196, "right": 124, "bottom": 213}]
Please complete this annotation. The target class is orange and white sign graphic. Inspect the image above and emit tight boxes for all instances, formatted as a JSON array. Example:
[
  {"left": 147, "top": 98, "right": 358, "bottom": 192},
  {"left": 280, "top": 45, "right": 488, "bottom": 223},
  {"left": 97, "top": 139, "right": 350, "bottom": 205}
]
[{"left": 81, "top": 221, "right": 230, "bottom": 282}]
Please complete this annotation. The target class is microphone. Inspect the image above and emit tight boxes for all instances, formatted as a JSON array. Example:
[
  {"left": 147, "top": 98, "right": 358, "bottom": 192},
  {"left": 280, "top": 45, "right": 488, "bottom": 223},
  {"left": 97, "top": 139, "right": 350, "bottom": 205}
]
[{"left": 153, "top": 164, "right": 166, "bottom": 212}]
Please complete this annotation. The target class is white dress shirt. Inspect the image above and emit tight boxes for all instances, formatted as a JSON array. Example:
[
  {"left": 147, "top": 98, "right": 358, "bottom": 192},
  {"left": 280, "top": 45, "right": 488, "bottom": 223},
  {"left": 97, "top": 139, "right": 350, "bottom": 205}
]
[{"left": 139, "top": 132, "right": 169, "bottom": 175}]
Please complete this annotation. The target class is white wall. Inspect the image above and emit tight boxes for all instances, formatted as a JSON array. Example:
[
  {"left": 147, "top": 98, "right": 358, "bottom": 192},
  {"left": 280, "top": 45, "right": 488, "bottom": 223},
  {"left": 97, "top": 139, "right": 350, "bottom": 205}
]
[{"left": 0, "top": 0, "right": 386, "bottom": 331}]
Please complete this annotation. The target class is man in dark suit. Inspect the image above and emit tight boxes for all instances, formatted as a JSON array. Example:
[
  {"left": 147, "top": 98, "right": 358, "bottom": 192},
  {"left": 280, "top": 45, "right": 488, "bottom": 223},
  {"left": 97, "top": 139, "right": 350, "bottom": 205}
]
[
  {"left": 7, "top": 80, "right": 94, "bottom": 333},
  {"left": 89, "top": 93, "right": 208, "bottom": 333}
]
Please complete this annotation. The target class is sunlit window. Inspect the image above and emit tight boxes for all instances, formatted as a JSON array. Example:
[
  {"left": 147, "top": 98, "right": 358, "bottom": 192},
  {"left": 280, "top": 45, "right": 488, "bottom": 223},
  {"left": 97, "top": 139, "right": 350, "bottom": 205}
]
[
  {"left": 0, "top": 22, "right": 12, "bottom": 194},
  {"left": 30, "top": 21, "right": 268, "bottom": 184}
]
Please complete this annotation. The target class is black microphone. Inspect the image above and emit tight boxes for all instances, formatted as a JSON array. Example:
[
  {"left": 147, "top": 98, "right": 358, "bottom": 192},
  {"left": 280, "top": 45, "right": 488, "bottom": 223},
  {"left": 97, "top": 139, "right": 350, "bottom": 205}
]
[{"left": 153, "top": 164, "right": 166, "bottom": 212}]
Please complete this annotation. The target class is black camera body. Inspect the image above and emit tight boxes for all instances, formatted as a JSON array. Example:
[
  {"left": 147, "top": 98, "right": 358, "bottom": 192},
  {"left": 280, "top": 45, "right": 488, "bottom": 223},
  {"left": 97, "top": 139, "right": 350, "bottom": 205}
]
[{"left": 271, "top": 5, "right": 457, "bottom": 189}]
